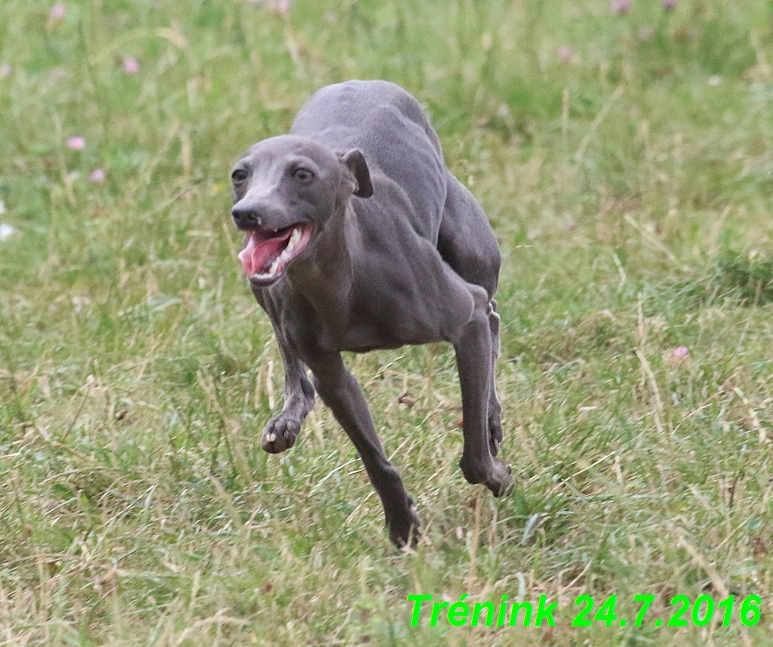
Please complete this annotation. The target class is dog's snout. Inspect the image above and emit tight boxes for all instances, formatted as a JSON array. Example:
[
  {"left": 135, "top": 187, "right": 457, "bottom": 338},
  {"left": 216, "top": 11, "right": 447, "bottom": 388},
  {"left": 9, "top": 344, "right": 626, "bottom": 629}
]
[{"left": 232, "top": 205, "right": 262, "bottom": 229}]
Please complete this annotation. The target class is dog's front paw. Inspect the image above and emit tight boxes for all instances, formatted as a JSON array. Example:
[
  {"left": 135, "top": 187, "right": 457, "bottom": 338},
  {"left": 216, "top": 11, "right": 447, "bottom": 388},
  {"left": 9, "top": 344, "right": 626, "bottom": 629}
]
[
  {"left": 388, "top": 514, "right": 421, "bottom": 549},
  {"left": 261, "top": 414, "right": 302, "bottom": 453},
  {"left": 485, "top": 458, "right": 514, "bottom": 498},
  {"left": 386, "top": 499, "right": 421, "bottom": 549},
  {"left": 462, "top": 456, "right": 514, "bottom": 498}
]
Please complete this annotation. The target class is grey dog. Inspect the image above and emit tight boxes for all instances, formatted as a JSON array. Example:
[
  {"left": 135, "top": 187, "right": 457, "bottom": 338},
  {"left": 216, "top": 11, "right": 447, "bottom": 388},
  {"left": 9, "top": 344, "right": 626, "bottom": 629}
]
[{"left": 230, "top": 80, "right": 512, "bottom": 547}]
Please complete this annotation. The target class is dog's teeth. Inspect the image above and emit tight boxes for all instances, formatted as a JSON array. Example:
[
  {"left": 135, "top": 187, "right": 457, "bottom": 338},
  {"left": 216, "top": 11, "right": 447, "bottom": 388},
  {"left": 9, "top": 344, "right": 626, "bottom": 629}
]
[
  {"left": 272, "top": 227, "right": 302, "bottom": 267},
  {"left": 283, "top": 227, "right": 301, "bottom": 257},
  {"left": 249, "top": 227, "right": 304, "bottom": 282}
]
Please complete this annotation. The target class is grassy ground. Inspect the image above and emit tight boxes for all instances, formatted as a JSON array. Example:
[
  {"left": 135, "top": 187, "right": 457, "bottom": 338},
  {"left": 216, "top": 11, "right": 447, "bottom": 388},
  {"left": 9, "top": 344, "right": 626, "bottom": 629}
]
[{"left": 1, "top": 0, "right": 773, "bottom": 645}]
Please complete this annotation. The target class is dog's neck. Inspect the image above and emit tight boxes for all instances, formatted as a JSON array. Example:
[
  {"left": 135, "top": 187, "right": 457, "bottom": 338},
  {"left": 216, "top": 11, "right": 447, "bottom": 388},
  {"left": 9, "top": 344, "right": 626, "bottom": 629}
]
[{"left": 285, "top": 198, "right": 356, "bottom": 330}]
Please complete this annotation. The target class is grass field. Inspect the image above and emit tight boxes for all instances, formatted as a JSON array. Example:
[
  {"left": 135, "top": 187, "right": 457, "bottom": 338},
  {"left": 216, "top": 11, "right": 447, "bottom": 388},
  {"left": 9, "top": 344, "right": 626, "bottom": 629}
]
[{"left": 1, "top": 0, "right": 773, "bottom": 645}]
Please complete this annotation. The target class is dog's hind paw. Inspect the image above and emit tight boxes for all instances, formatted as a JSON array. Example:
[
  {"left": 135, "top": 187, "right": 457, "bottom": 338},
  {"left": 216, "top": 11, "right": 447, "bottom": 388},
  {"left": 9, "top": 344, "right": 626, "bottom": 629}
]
[{"left": 261, "top": 415, "right": 302, "bottom": 453}]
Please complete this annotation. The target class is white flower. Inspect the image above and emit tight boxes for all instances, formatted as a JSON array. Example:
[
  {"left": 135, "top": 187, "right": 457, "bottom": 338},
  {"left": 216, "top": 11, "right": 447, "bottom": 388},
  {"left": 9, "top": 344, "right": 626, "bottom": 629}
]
[{"left": 0, "top": 223, "right": 17, "bottom": 242}]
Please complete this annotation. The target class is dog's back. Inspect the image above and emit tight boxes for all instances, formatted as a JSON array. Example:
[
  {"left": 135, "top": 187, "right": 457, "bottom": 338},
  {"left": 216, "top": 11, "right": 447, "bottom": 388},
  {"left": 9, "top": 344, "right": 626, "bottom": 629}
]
[{"left": 290, "top": 80, "right": 447, "bottom": 241}]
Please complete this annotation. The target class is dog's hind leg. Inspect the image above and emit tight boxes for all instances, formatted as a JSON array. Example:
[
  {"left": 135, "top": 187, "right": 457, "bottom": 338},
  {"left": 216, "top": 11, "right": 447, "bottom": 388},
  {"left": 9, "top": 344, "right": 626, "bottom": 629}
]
[
  {"left": 438, "top": 176, "right": 504, "bottom": 455},
  {"left": 261, "top": 337, "right": 316, "bottom": 454},
  {"left": 454, "top": 290, "right": 513, "bottom": 497},
  {"left": 308, "top": 352, "right": 419, "bottom": 548},
  {"left": 485, "top": 299, "right": 503, "bottom": 455}
]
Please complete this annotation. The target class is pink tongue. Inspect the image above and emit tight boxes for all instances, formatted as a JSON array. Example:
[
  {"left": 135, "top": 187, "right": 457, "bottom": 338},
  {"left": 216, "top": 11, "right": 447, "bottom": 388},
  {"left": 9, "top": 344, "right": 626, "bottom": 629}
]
[{"left": 237, "top": 231, "right": 291, "bottom": 275}]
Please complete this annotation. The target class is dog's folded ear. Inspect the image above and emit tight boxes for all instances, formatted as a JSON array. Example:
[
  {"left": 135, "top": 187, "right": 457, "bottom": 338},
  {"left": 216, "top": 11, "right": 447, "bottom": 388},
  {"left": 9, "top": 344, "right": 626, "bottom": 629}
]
[{"left": 338, "top": 148, "right": 374, "bottom": 198}]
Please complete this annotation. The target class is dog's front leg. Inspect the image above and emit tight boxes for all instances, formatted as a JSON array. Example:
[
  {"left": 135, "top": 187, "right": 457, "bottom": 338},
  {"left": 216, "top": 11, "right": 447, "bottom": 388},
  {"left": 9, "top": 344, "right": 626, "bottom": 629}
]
[
  {"left": 455, "top": 301, "right": 513, "bottom": 498},
  {"left": 261, "top": 339, "right": 315, "bottom": 454},
  {"left": 309, "top": 352, "right": 419, "bottom": 547}
]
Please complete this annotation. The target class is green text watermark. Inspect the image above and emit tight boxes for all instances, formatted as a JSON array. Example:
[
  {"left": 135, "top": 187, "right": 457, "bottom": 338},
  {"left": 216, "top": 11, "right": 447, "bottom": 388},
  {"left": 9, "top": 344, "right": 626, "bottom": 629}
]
[{"left": 407, "top": 593, "right": 762, "bottom": 628}]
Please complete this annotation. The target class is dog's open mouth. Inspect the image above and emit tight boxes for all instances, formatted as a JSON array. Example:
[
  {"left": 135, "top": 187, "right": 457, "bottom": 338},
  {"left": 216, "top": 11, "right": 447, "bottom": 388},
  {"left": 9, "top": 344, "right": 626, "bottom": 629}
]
[{"left": 238, "top": 224, "right": 313, "bottom": 285}]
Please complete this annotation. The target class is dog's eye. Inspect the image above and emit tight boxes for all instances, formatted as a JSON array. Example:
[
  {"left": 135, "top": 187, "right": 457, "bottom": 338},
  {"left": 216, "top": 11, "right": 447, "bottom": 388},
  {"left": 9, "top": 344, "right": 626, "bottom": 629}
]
[
  {"left": 293, "top": 168, "right": 314, "bottom": 183},
  {"left": 231, "top": 169, "right": 249, "bottom": 183}
]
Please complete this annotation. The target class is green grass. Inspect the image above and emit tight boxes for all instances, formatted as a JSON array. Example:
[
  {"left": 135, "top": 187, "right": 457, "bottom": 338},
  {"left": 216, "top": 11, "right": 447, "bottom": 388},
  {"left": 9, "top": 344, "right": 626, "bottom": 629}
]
[{"left": 1, "top": 0, "right": 773, "bottom": 645}]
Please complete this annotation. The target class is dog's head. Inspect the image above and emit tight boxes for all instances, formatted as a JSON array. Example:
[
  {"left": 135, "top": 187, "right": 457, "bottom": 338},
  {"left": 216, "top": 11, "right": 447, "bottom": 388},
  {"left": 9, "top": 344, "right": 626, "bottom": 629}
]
[{"left": 230, "top": 135, "right": 372, "bottom": 287}]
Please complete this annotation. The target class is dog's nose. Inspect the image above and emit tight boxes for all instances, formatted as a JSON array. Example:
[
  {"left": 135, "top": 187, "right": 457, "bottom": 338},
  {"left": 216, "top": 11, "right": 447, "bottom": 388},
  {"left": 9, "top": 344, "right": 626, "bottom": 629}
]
[{"left": 232, "top": 206, "right": 262, "bottom": 229}]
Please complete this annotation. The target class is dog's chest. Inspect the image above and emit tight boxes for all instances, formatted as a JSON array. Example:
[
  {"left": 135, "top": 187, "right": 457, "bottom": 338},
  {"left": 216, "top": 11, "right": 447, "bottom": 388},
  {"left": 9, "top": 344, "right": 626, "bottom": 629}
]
[
  {"left": 269, "top": 229, "right": 477, "bottom": 357},
  {"left": 277, "top": 289, "right": 455, "bottom": 357},
  {"left": 319, "top": 283, "right": 473, "bottom": 353}
]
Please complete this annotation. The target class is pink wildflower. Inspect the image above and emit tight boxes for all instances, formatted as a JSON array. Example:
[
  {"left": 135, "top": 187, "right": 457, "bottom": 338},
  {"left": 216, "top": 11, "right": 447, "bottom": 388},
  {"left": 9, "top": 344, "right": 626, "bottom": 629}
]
[
  {"left": 673, "top": 346, "right": 689, "bottom": 359},
  {"left": 558, "top": 46, "right": 573, "bottom": 63},
  {"left": 67, "top": 136, "right": 85, "bottom": 150},
  {"left": 90, "top": 168, "right": 106, "bottom": 182},
  {"left": 123, "top": 57, "right": 140, "bottom": 75},
  {"left": 664, "top": 345, "right": 690, "bottom": 367},
  {"left": 47, "top": 3, "right": 66, "bottom": 31},
  {"left": 611, "top": 0, "right": 631, "bottom": 15}
]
